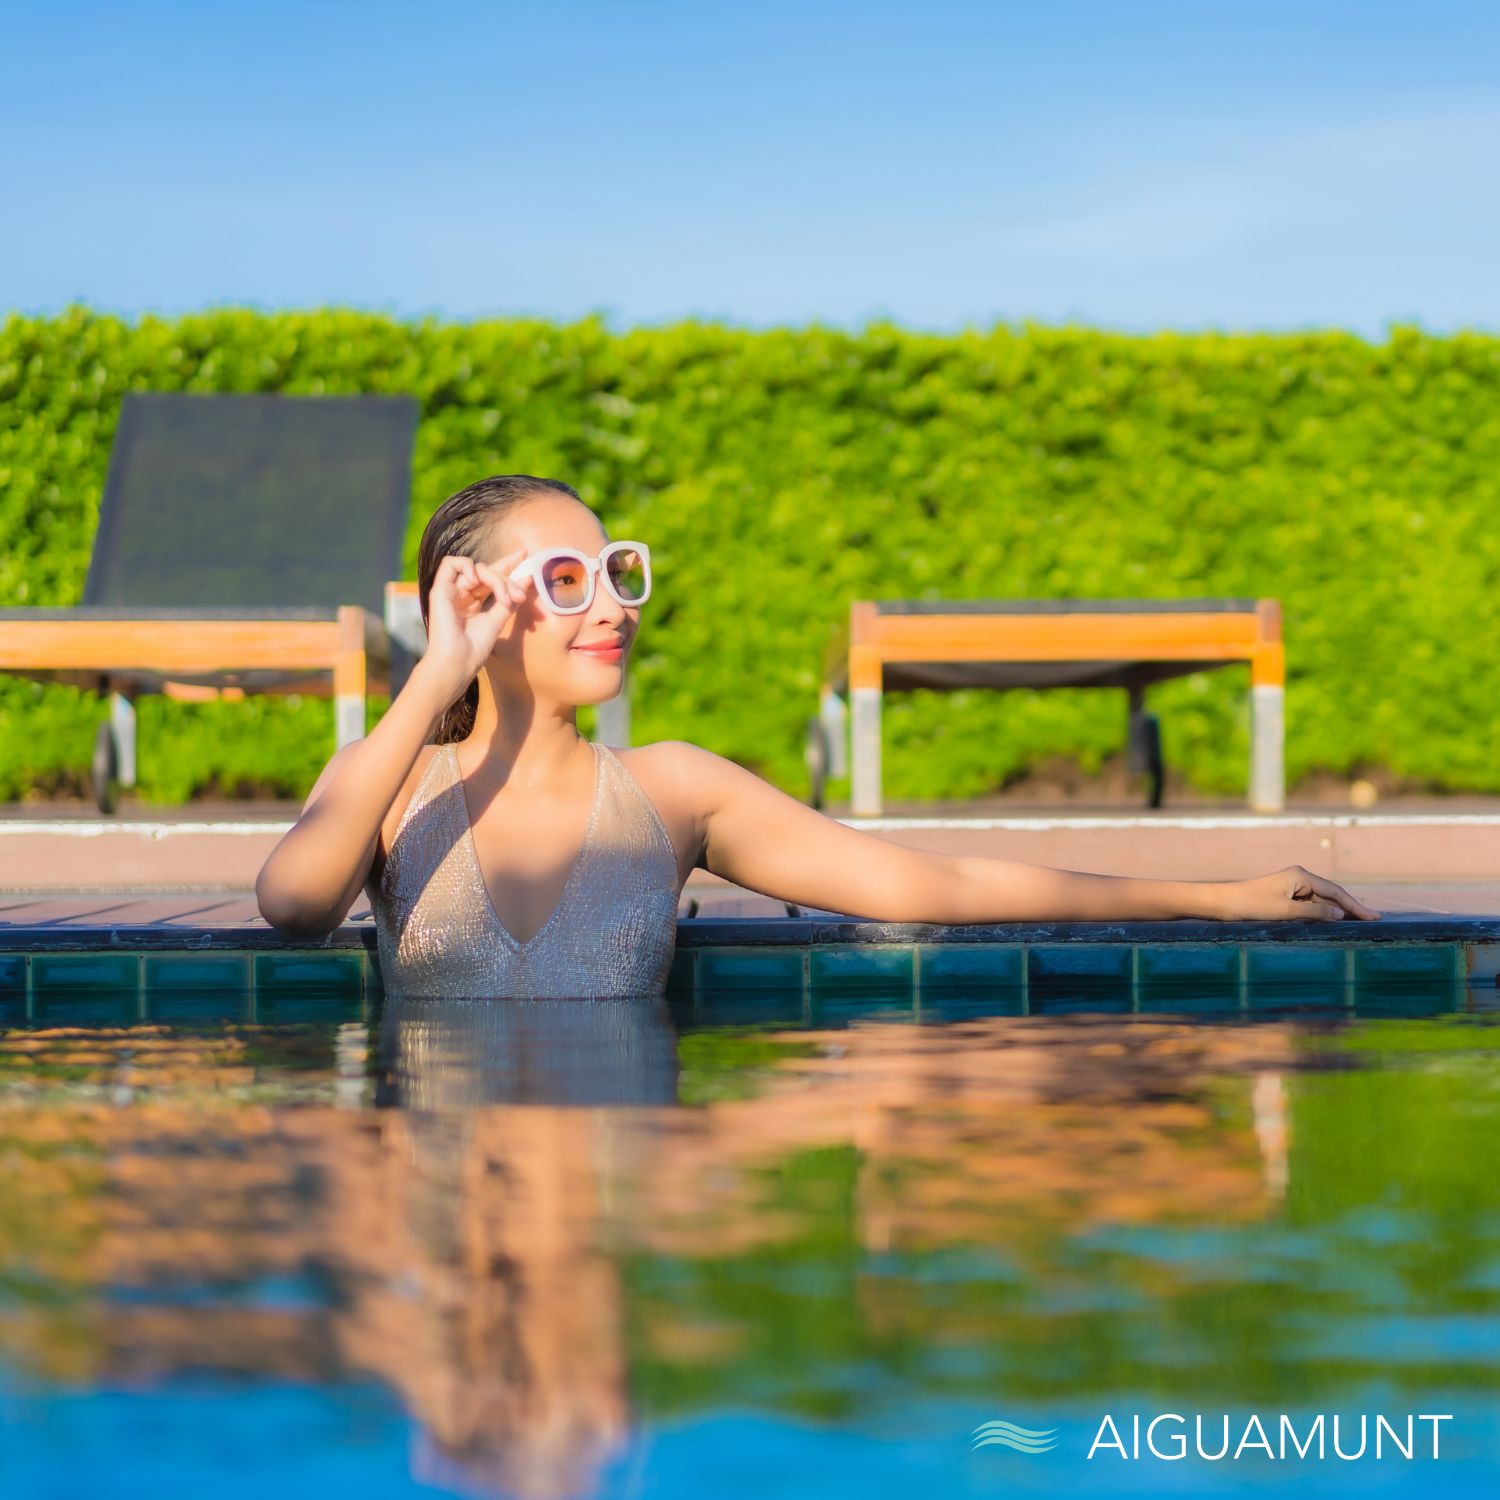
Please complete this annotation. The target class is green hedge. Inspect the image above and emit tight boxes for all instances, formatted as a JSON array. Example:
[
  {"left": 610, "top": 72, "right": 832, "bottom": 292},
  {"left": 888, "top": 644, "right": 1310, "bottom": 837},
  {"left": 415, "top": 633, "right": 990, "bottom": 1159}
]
[{"left": 2, "top": 307, "right": 1498, "bottom": 803}]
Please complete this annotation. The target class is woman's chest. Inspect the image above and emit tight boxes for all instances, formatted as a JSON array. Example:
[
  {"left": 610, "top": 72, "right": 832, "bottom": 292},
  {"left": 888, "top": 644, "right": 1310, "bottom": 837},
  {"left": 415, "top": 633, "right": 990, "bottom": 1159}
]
[{"left": 604, "top": 744, "right": 702, "bottom": 887}]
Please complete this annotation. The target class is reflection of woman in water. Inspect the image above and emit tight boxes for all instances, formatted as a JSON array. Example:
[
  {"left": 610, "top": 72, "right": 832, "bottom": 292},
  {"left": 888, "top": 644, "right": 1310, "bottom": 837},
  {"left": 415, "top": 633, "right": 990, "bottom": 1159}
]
[
  {"left": 372, "top": 995, "right": 674, "bottom": 1500},
  {"left": 377, "top": 992, "right": 680, "bottom": 1110},
  {"left": 256, "top": 474, "right": 1378, "bottom": 998}
]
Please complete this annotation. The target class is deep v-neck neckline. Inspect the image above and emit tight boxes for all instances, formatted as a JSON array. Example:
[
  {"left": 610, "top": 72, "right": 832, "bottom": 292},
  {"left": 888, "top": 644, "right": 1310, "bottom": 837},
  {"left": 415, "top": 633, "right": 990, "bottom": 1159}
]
[{"left": 450, "top": 740, "right": 604, "bottom": 952}]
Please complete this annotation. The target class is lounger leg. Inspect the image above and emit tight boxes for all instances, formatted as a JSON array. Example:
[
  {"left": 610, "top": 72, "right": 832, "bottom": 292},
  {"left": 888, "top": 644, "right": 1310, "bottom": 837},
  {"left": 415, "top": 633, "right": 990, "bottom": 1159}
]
[
  {"left": 1250, "top": 685, "right": 1285, "bottom": 812},
  {"left": 821, "top": 687, "right": 849, "bottom": 779},
  {"left": 848, "top": 601, "right": 883, "bottom": 816},
  {"left": 1126, "top": 687, "right": 1164, "bottom": 809},
  {"left": 110, "top": 693, "right": 137, "bottom": 789},
  {"left": 335, "top": 697, "right": 364, "bottom": 747},
  {"left": 851, "top": 686, "right": 883, "bottom": 816},
  {"left": 335, "top": 607, "right": 367, "bottom": 748},
  {"left": 1250, "top": 604, "right": 1286, "bottom": 813}
]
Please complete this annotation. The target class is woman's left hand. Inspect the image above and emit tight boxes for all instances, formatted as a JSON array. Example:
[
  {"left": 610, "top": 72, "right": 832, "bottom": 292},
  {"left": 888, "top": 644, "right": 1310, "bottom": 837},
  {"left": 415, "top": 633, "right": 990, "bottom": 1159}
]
[{"left": 1223, "top": 865, "right": 1381, "bottom": 921}]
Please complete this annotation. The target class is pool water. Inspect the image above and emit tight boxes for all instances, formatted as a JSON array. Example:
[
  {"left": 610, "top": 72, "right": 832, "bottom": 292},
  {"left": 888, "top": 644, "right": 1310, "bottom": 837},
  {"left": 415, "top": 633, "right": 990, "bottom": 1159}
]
[{"left": 1, "top": 980, "right": 1497, "bottom": 1498}]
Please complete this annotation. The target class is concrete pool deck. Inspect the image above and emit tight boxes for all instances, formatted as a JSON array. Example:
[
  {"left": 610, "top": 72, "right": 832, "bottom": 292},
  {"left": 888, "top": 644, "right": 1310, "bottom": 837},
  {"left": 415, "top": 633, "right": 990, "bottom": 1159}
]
[{"left": 3, "top": 800, "right": 1500, "bottom": 890}]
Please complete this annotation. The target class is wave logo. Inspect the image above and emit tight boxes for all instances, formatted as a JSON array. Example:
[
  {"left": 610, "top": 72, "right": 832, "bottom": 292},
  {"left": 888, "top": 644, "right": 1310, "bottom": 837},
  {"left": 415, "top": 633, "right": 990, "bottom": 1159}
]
[{"left": 970, "top": 1419, "right": 1060, "bottom": 1454}]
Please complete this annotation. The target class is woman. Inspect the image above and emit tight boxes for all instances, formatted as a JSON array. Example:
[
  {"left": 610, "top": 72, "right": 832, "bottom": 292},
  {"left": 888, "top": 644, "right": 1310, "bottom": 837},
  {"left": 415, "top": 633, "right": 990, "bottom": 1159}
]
[{"left": 256, "top": 475, "right": 1378, "bottom": 998}]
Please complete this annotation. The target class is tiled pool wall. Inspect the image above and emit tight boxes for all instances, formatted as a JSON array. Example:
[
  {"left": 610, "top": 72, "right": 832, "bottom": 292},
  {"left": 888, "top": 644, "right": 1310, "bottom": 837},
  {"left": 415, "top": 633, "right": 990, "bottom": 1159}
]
[
  {"left": 1, "top": 925, "right": 1496, "bottom": 1018},
  {"left": 674, "top": 938, "right": 1485, "bottom": 1017},
  {"left": 0, "top": 949, "right": 376, "bottom": 1025}
]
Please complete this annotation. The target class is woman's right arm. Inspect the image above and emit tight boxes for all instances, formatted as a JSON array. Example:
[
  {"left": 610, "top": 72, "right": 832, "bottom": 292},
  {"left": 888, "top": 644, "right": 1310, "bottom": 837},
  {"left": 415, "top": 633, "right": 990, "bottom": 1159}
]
[
  {"left": 254, "top": 663, "right": 456, "bottom": 937},
  {"left": 255, "top": 548, "right": 531, "bottom": 937}
]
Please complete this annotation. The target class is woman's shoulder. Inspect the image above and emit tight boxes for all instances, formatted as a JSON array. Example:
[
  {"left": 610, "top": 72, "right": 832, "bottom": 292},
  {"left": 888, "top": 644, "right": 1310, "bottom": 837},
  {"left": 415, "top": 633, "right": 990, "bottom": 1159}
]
[
  {"left": 608, "top": 738, "right": 746, "bottom": 828},
  {"left": 608, "top": 738, "right": 719, "bottom": 792}
]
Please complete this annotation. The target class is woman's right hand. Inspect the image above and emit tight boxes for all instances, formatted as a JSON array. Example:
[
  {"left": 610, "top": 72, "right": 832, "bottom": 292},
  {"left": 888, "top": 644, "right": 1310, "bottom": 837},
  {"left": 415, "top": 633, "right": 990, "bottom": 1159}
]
[{"left": 416, "top": 548, "right": 533, "bottom": 704}]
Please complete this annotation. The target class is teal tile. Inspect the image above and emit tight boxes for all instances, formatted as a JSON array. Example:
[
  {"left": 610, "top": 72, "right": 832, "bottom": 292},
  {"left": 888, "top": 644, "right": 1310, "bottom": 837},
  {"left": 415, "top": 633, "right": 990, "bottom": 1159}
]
[
  {"left": 1466, "top": 943, "right": 1500, "bottom": 987},
  {"left": 667, "top": 948, "right": 697, "bottom": 992},
  {"left": 1030, "top": 994, "right": 1134, "bottom": 1016},
  {"left": 917, "top": 944, "right": 1024, "bottom": 990},
  {"left": 689, "top": 993, "right": 807, "bottom": 1027},
  {"left": 1137, "top": 992, "right": 1243, "bottom": 1016},
  {"left": 253, "top": 952, "right": 365, "bottom": 995},
  {"left": 0, "top": 955, "right": 24, "bottom": 995},
  {"left": 31, "top": 953, "right": 140, "bottom": 992},
  {"left": 1353, "top": 987, "right": 1463, "bottom": 1018},
  {"left": 1137, "top": 945, "right": 1241, "bottom": 981},
  {"left": 697, "top": 947, "right": 805, "bottom": 991},
  {"left": 143, "top": 954, "right": 252, "bottom": 992},
  {"left": 1244, "top": 944, "right": 1348, "bottom": 984},
  {"left": 919, "top": 992, "right": 1027, "bottom": 1020},
  {"left": 1137, "top": 943, "right": 1241, "bottom": 1010},
  {"left": 809, "top": 944, "right": 914, "bottom": 992},
  {"left": 1245, "top": 943, "right": 1350, "bottom": 1010},
  {"left": 1028, "top": 945, "right": 1133, "bottom": 982},
  {"left": 811, "top": 994, "right": 916, "bottom": 1025},
  {"left": 146, "top": 994, "right": 254, "bottom": 1025},
  {"left": 255, "top": 996, "right": 364, "bottom": 1025},
  {"left": 1246, "top": 986, "right": 1351, "bottom": 1012},
  {"left": 1352, "top": 945, "right": 1461, "bottom": 984},
  {"left": 33, "top": 994, "right": 138, "bottom": 1026}
]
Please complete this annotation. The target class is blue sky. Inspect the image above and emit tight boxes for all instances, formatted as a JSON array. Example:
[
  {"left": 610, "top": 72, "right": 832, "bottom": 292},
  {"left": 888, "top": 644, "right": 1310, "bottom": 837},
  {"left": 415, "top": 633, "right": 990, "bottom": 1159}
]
[{"left": 4, "top": 0, "right": 1497, "bottom": 337}]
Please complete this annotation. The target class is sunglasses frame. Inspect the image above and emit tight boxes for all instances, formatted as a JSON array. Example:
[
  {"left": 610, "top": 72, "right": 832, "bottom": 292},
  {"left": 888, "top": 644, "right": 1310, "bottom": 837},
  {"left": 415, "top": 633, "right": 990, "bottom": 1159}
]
[{"left": 505, "top": 540, "right": 652, "bottom": 615}]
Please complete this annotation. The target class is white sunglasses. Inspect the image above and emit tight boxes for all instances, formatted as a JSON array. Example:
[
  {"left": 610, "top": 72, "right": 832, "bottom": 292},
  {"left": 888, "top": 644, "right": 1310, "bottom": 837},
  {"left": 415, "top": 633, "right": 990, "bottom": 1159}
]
[{"left": 505, "top": 540, "right": 652, "bottom": 615}]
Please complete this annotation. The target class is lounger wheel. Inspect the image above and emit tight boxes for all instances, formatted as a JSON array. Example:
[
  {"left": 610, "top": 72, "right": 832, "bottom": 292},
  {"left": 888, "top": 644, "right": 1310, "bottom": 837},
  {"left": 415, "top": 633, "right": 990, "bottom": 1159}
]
[
  {"left": 91, "top": 720, "right": 120, "bottom": 815},
  {"left": 1127, "top": 709, "right": 1164, "bottom": 810},
  {"left": 804, "top": 715, "right": 829, "bottom": 809}
]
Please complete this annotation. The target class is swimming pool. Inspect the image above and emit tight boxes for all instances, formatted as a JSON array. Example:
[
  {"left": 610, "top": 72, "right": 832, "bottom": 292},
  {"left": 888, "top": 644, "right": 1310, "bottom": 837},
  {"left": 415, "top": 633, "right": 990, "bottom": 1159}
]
[{"left": 1, "top": 976, "right": 1497, "bottom": 1498}]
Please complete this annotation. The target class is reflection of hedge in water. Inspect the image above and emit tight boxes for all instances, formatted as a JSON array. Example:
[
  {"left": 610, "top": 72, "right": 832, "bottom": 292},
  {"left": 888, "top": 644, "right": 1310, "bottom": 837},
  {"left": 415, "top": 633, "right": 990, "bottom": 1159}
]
[
  {"left": 3, "top": 307, "right": 1499, "bottom": 802},
  {"left": 621, "top": 1021, "right": 1500, "bottom": 1417},
  {"left": 3, "top": 1014, "right": 1497, "bottom": 1434}
]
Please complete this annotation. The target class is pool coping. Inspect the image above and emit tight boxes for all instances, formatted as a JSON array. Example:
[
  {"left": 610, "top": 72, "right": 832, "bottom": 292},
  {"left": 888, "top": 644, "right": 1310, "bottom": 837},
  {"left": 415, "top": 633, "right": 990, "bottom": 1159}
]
[{"left": 1, "top": 911, "right": 1499, "bottom": 953}]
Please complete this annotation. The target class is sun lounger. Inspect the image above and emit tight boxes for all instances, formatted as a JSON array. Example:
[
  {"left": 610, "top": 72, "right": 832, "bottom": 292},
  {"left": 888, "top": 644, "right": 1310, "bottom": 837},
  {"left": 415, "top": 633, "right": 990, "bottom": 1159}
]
[
  {"left": 809, "top": 598, "right": 1285, "bottom": 814},
  {"left": 0, "top": 391, "right": 418, "bottom": 810}
]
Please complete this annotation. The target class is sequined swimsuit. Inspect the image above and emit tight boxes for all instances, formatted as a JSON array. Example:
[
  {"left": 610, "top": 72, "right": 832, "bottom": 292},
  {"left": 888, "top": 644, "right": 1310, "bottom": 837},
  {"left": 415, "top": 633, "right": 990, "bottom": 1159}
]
[{"left": 368, "top": 740, "right": 681, "bottom": 998}]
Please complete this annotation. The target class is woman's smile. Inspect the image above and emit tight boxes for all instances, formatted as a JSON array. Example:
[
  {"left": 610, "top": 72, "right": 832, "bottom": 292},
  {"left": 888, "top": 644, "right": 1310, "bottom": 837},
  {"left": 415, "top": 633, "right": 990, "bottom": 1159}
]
[{"left": 572, "top": 639, "right": 624, "bottom": 661}]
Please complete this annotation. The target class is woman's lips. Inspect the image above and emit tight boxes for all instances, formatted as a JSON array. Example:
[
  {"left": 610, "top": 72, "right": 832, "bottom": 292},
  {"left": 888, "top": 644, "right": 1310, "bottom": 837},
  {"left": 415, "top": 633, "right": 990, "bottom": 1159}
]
[{"left": 573, "top": 643, "right": 624, "bottom": 660}]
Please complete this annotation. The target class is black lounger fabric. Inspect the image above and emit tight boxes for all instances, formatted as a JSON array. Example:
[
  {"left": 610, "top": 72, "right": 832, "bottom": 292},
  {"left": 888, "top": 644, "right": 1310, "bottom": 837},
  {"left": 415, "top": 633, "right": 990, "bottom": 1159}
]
[
  {"left": 876, "top": 659, "right": 1229, "bottom": 692},
  {"left": 83, "top": 393, "right": 418, "bottom": 613}
]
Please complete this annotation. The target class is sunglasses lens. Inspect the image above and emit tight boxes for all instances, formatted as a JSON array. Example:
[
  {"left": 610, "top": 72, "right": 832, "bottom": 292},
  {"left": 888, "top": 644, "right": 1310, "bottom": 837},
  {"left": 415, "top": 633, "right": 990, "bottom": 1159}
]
[
  {"left": 607, "top": 547, "right": 648, "bottom": 602},
  {"left": 540, "top": 556, "right": 590, "bottom": 610}
]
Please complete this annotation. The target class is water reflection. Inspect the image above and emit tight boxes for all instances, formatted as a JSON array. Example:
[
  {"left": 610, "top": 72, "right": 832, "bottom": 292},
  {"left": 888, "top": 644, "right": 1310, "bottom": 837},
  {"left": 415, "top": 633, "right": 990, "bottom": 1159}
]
[
  {"left": 1, "top": 992, "right": 1497, "bottom": 1498},
  {"left": 377, "top": 994, "right": 680, "bottom": 1109},
  {"left": 373, "top": 996, "right": 678, "bottom": 1498}
]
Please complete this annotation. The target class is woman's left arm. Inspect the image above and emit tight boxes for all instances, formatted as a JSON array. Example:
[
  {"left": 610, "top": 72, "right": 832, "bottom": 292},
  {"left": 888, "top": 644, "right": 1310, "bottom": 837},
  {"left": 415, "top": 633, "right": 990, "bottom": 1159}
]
[{"left": 662, "top": 743, "right": 1379, "bottom": 923}]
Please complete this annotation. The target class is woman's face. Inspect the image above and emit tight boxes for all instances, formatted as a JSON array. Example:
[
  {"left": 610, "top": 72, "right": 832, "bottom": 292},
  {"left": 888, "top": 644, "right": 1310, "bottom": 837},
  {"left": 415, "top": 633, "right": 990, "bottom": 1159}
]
[{"left": 484, "top": 494, "right": 640, "bottom": 704}]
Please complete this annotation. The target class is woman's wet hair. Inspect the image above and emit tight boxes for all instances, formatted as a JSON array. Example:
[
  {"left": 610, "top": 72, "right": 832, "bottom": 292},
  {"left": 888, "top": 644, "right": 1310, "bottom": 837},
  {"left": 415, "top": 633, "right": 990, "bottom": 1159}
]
[{"left": 416, "top": 474, "right": 585, "bottom": 744}]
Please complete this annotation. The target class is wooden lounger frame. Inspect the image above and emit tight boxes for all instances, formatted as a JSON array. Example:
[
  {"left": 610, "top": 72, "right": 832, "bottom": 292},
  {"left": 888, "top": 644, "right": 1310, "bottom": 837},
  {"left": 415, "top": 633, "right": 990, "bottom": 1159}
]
[
  {"left": 820, "top": 598, "right": 1285, "bottom": 814},
  {"left": 0, "top": 607, "right": 390, "bottom": 792}
]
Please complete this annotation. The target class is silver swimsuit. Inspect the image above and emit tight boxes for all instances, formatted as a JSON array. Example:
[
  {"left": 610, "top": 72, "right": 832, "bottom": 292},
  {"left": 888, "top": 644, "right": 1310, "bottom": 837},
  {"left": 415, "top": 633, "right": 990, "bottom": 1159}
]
[{"left": 369, "top": 740, "right": 681, "bottom": 998}]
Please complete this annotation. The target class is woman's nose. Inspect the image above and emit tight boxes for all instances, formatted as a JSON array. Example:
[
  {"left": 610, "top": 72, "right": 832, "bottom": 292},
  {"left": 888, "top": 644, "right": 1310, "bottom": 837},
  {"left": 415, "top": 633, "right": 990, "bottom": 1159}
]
[{"left": 590, "top": 579, "right": 627, "bottom": 618}]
